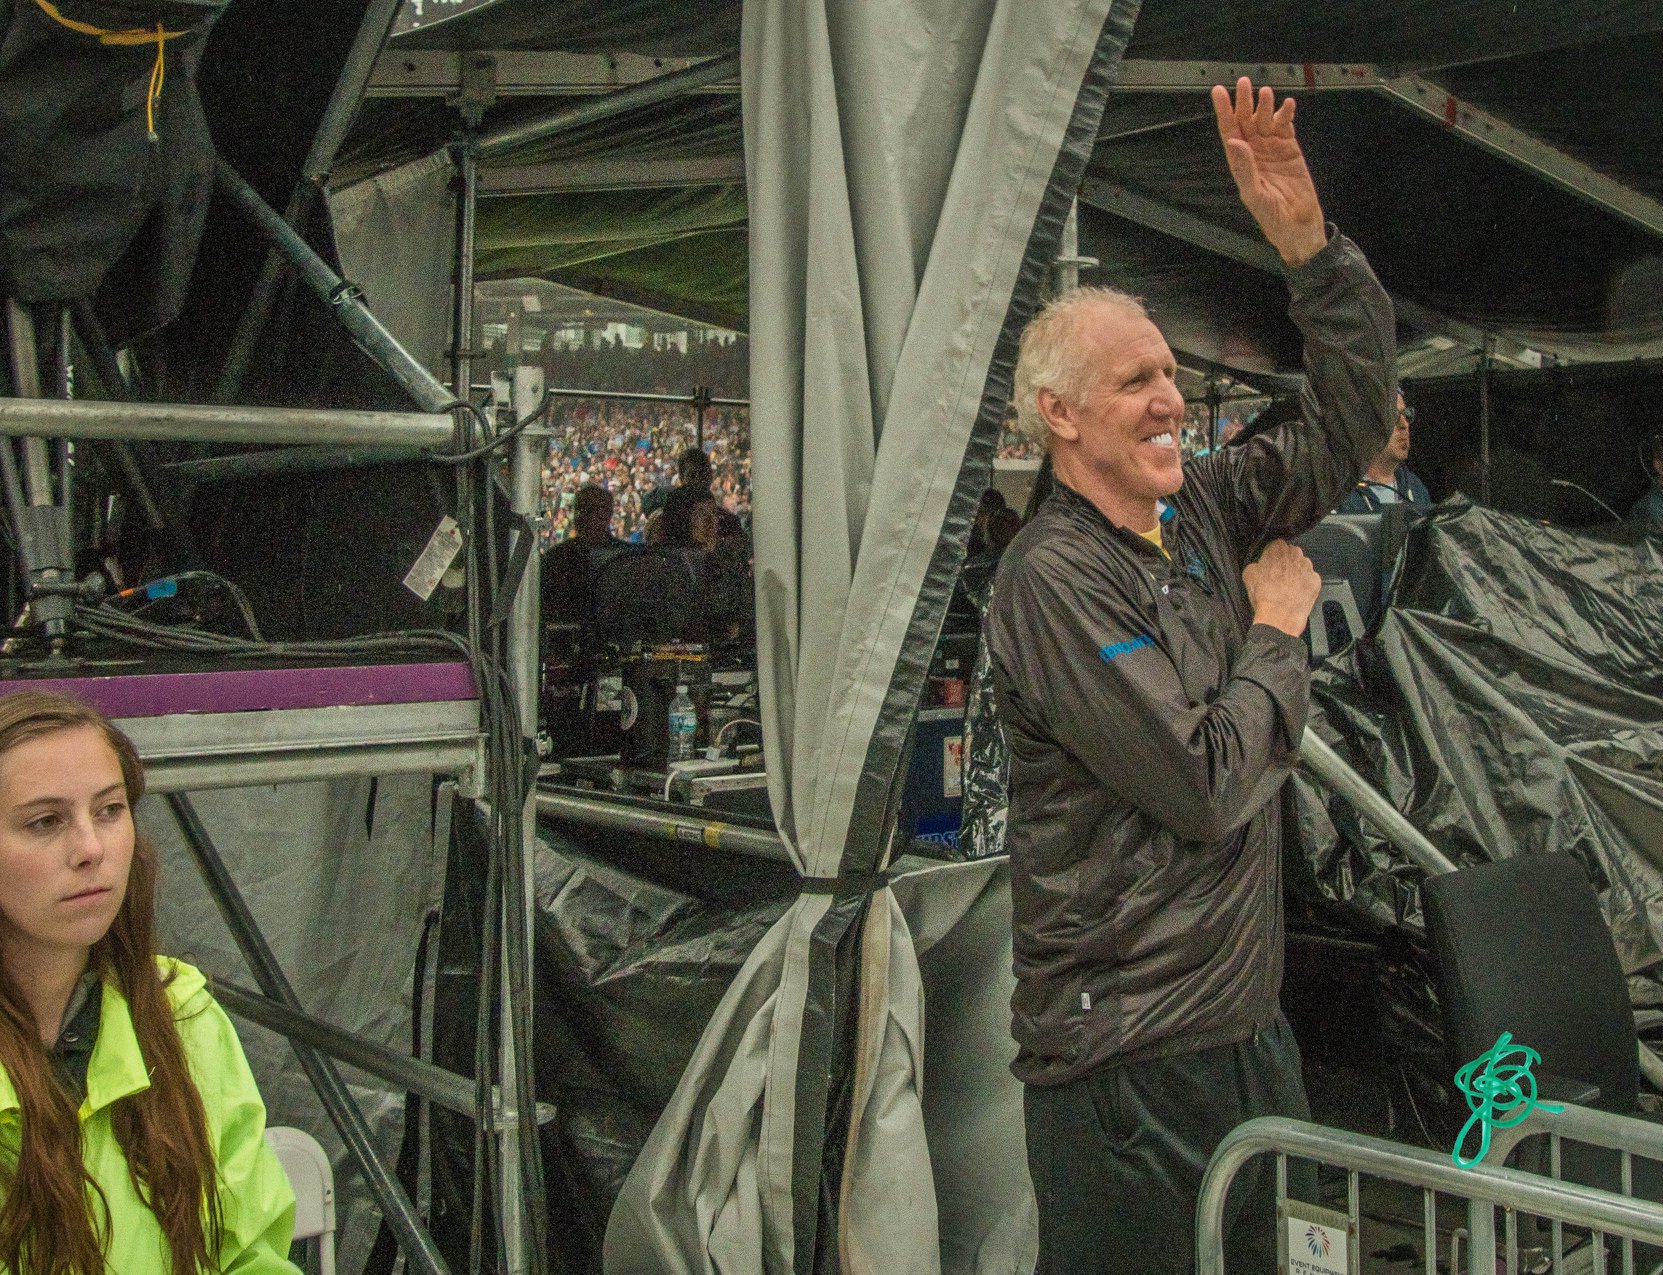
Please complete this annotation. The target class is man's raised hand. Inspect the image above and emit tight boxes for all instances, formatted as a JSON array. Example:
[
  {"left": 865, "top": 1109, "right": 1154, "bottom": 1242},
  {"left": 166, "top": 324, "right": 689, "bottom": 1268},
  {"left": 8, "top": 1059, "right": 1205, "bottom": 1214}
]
[{"left": 1210, "top": 77, "right": 1327, "bottom": 268}]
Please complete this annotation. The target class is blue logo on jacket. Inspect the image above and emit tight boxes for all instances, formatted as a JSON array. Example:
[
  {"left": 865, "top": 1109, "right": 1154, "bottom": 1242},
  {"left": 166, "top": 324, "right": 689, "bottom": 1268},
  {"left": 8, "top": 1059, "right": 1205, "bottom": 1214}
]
[{"left": 1099, "top": 634, "right": 1155, "bottom": 662}]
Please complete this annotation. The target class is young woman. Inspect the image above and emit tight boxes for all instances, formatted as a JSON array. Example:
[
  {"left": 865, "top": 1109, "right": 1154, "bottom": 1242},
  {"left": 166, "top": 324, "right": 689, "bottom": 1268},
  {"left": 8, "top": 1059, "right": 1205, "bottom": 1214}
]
[{"left": 0, "top": 691, "right": 298, "bottom": 1274}]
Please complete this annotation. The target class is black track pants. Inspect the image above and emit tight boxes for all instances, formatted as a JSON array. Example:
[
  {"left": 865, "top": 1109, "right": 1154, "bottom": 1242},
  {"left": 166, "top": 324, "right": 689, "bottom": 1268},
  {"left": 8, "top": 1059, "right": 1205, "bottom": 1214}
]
[{"left": 1024, "top": 1015, "right": 1313, "bottom": 1275}]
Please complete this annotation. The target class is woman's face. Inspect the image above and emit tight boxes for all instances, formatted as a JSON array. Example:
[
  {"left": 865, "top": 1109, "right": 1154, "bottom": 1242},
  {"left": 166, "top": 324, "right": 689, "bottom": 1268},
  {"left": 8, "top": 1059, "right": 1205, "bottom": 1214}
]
[{"left": 0, "top": 725, "right": 134, "bottom": 972}]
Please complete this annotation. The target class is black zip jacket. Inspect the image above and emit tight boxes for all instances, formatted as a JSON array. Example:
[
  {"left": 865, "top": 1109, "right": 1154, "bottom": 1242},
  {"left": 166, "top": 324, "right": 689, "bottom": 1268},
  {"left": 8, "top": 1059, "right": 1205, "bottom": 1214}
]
[{"left": 986, "top": 230, "right": 1394, "bottom": 1085}]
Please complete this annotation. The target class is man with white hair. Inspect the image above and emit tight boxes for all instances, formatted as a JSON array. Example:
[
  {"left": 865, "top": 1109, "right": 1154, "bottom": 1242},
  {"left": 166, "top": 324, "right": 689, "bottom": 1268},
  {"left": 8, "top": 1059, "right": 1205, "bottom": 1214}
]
[{"left": 984, "top": 79, "right": 1396, "bottom": 1274}]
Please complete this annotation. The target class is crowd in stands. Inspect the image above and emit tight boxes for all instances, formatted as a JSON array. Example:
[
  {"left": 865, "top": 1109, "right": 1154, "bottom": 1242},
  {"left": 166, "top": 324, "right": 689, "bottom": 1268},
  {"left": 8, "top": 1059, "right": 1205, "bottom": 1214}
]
[
  {"left": 532, "top": 339, "right": 752, "bottom": 547},
  {"left": 538, "top": 400, "right": 751, "bottom": 548}
]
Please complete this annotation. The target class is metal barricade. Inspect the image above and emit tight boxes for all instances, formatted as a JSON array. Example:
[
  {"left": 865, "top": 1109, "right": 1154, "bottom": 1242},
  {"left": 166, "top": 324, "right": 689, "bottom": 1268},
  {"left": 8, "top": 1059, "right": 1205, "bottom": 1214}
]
[
  {"left": 1476, "top": 1102, "right": 1663, "bottom": 1275},
  {"left": 1197, "top": 1115, "right": 1663, "bottom": 1275}
]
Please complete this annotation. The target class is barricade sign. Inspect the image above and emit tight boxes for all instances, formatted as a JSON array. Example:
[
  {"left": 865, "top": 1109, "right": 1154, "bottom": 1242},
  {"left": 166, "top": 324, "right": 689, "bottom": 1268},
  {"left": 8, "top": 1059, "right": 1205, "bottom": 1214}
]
[{"left": 1281, "top": 1200, "right": 1351, "bottom": 1275}]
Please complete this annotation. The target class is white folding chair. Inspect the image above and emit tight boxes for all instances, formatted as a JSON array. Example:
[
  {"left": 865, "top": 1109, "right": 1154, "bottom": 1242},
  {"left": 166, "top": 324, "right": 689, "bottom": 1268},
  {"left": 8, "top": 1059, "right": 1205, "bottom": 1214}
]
[{"left": 264, "top": 1126, "right": 337, "bottom": 1275}]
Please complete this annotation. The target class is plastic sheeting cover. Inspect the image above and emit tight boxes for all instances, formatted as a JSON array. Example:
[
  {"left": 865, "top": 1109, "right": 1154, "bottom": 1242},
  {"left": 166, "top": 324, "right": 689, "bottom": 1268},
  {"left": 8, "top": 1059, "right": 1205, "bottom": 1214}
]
[
  {"left": 427, "top": 811, "right": 796, "bottom": 1273},
  {"left": 144, "top": 775, "right": 443, "bottom": 1275},
  {"left": 1294, "top": 503, "right": 1663, "bottom": 1000}
]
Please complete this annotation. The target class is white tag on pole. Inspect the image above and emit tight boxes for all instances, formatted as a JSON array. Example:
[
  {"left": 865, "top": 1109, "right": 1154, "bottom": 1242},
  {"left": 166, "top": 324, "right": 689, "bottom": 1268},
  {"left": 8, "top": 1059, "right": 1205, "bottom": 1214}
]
[
  {"left": 512, "top": 364, "right": 545, "bottom": 423},
  {"left": 403, "top": 515, "right": 464, "bottom": 600}
]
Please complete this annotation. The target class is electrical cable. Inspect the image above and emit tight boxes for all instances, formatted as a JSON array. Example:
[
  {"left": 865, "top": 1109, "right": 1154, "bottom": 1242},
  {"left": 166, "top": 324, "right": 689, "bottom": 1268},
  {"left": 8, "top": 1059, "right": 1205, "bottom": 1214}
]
[
  {"left": 73, "top": 605, "right": 469, "bottom": 663},
  {"left": 1547, "top": 479, "right": 1622, "bottom": 522},
  {"left": 715, "top": 718, "right": 762, "bottom": 748},
  {"left": 470, "top": 806, "right": 503, "bottom": 1275},
  {"left": 432, "top": 398, "right": 550, "bottom": 466},
  {"left": 108, "top": 569, "right": 266, "bottom": 641},
  {"left": 441, "top": 399, "right": 550, "bottom": 1272}
]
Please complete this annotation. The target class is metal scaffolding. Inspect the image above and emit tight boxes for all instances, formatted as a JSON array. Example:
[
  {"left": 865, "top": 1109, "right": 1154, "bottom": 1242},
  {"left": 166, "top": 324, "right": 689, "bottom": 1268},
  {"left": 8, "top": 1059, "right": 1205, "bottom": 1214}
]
[{"left": 0, "top": 61, "right": 545, "bottom": 1274}]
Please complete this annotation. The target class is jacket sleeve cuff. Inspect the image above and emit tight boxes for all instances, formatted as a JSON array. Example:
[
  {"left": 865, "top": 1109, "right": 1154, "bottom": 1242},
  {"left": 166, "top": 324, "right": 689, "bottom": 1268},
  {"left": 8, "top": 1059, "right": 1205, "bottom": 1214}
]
[{"left": 1281, "top": 222, "right": 1352, "bottom": 288}]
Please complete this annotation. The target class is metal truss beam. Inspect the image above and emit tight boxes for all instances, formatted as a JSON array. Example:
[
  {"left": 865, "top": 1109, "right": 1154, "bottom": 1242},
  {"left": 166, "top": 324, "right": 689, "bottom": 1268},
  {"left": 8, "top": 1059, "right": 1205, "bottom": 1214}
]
[
  {"left": 1113, "top": 60, "right": 1384, "bottom": 93},
  {"left": 1374, "top": 74, "right": 1663, "bottom": 240},
  {"left": 368, "top": 49, "right": 735, "bottom": 98},
  {"left": 477, "top": 53, "right": 738, "bottom": 160},
  {"left": 479, "top": 154, "right": 744, "bottom": 196},
  {"left": 1111, "top": 61, "right": 1663, "bottom": 241}
]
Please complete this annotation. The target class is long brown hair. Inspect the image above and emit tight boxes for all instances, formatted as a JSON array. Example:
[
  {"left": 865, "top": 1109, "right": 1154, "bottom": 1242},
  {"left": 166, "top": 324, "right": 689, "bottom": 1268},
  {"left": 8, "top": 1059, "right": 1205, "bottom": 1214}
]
[{"left": 0, "top": 691, "right": 224, "bottom": 1275}]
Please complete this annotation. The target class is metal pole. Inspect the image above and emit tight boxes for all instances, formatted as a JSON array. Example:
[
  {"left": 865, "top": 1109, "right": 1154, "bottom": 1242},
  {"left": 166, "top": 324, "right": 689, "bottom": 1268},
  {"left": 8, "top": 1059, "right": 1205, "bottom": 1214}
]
[
  {"left": 492, "top": 375, "right": 545, "bottom": 1274},
  {"left": 0, "top": 398, "right": 454, "bottom": 448},
  {"left": 5, "top": 300, "right": 72, "bottom": 638},
  {"left": 137, "top": 741, "right": 483, "bottom": 797},
  {"left": 478, "top": 53, "right": 738, "bottom": 160},
  {"left": 535, "top": 789, "right": 791, "bottom": 861},
  {"left": 1051, "top": 198, "right": 1097, "bottom": 296},
  {"left": 165, "top": 794, "right": 452, "bottom": 1275},
  {"left": 6, "top": 302, "right": 52, "bottom": 506},
  {"left": 1056, "top": 199, "right": 1081, "bottom": 294},
  {"left": 302, "top": 0, "right": 404, "bottom": 185},
  {"left": 215, "top": 161, "right": 457, "bottom": 415},
  {"left": 211, "top": 977, "right": 554, "bottom": 1125},
  {"left": 692, "top": 385, "right": 711, "bottom": 451},
  {"left": 1299, "top": 730, "right": 1457, "bottom": 876},
  {"left": 215, "top": 0, "right": 408, "bottom": 403},
  {"left": 1478, "top": 334, "right": 1495, "bottom": 506},
  {"left": 67, "top": 298, "right": 194, "bottom": 563},
  {"left": 54, "top": 308, "right": 71, "bottom": 512},
  {"left": 450, "top": 140, "right": 479, "bottom": 406},
  {"left": 0, "top": 328, "right": 35, "bottom": 569}
]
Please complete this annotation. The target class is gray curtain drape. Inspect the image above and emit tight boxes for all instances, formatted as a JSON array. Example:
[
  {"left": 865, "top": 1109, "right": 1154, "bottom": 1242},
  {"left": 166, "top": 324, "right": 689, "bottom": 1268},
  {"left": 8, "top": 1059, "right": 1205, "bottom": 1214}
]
[
  {"left": 147, "top": 776, "right": 444, "bottom": 1275},
  {"left": 329, "top": 152, "right": 457, "bottom": 382},
  {"left": 605, "top": 1, "right": 1140, "bottom": 1270}
]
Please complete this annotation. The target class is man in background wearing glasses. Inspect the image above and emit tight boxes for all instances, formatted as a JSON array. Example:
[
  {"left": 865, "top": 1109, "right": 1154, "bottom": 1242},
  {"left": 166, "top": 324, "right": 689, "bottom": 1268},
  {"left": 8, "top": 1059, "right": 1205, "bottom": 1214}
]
[{"left": 1338, "top": 391, "right": 1431, "bottom": 511}]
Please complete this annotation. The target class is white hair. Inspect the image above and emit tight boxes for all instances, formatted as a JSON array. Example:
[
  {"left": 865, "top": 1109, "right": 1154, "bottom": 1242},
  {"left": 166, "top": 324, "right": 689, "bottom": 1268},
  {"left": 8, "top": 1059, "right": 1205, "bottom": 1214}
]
[{"left": 1011, "top": 286, "right": 1150, "bottom": 450}]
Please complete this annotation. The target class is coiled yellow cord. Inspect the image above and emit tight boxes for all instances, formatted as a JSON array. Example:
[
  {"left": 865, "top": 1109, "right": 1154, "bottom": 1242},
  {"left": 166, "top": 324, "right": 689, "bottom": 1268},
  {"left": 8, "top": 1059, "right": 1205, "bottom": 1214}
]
[{"left": 33, "top": 0, "right": 188, "bottom": 141}]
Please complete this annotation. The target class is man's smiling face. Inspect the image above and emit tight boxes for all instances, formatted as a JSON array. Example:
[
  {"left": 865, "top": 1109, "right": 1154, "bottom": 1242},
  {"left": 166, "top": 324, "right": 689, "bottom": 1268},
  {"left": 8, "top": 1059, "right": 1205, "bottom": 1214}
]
[{"left": 1040, "top": 298, "right": 1186, "bottom": 525}]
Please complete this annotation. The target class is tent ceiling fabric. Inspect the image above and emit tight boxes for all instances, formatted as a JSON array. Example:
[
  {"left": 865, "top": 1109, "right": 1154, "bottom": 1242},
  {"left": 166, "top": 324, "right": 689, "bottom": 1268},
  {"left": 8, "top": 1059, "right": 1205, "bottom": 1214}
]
[
  {"left": 1119, "top": 0, "right": 1663, "bottom": 68},
  {"left": 330, "top": 0, "right": 1663, "bottom": 376}
]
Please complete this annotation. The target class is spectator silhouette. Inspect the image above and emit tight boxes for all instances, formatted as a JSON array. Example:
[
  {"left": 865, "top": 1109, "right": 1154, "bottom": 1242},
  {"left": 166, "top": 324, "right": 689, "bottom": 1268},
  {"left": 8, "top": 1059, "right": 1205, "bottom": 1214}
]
[{"left": 541, "top": 485, "right": 626, "bottom": 626}]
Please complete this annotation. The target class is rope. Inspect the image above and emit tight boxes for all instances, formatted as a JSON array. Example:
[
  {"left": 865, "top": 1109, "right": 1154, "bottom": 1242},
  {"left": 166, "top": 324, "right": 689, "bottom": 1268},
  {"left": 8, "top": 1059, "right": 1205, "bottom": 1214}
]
[{"left": 33, "top": 0, "right": 194, "bottom": 140}]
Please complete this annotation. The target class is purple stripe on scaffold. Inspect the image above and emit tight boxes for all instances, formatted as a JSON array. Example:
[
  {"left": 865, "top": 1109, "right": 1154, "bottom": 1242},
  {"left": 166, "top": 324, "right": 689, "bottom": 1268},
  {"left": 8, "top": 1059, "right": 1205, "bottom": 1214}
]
[{"left": 0, "top": 663, "right": 478, "bottom": 719}]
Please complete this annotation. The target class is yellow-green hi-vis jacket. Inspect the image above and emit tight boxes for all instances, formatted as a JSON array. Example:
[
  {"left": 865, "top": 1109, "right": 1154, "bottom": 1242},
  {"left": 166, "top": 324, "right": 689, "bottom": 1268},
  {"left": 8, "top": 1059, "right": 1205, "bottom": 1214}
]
[{"left": 0, "top": 957, "right": 299, "bottom": 1273}]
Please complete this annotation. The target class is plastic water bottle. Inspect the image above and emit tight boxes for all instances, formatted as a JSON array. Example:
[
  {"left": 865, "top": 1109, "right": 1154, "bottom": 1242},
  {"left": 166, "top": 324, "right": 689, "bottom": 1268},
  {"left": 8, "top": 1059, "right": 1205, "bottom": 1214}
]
[{"left": 668, "top": 684, "right": 698, "bottom": 763}]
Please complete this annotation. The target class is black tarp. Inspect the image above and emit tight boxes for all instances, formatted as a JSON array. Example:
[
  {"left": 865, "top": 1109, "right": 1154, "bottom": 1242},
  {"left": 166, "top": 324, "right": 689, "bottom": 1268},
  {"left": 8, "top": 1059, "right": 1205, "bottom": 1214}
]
[
  {"left": 423, "top": 805, "right": 797, "bottom": 1273},
  {"left": 1287, "top": 501, "right": 1663, "bottom": 1135}
]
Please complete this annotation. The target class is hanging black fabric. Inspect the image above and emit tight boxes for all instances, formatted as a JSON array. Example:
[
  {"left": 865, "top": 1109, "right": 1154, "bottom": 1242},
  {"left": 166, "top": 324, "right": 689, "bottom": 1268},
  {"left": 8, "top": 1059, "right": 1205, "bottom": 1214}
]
[{"left": 0, "top": 0, "right": 224, "bottom": 340}]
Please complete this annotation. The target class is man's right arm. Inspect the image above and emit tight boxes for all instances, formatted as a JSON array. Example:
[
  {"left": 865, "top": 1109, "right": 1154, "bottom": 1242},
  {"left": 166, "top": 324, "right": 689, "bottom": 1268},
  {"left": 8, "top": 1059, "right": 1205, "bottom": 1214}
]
[{"left": 1205, "top": 79, "right": 1396, "bottom": 550}]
